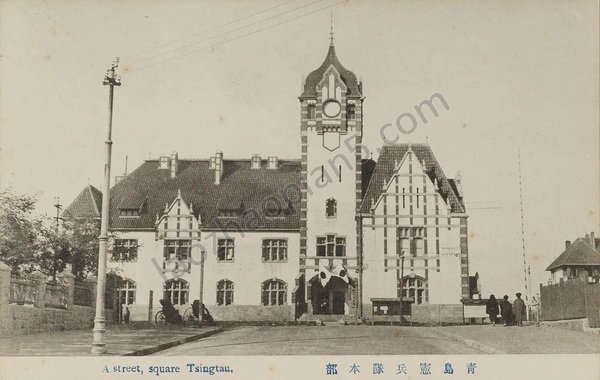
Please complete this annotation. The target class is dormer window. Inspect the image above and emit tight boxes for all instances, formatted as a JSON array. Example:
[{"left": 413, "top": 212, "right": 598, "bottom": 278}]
[
  {"left": 326, "top": 198, "right": 337, "bottom": 218},
  {"left": 347, "top": 104, "right": 356, "bottom": 120},
  {"left": 251, "top": 155, "right": 261, "bottom": 169},
  {"left": 120, "top": 209, "right": 139, "bottom": 217},
  {"left": 267, "top": 156, "right": 278, "bottom": 169},
  {"left": 159, "top": 156, "right": 169, "bottom": 169},
  {"left": 307, "top": 104, "right": 316, "bottom": 119}
]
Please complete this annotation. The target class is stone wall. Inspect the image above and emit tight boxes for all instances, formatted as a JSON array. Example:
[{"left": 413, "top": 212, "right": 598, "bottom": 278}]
[{"left": 0, "top": 261, "right": 96, "bottom": 337}]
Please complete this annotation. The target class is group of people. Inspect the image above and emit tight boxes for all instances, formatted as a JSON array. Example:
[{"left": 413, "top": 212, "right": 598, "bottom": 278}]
[{"left": 485, "top": 293, "right": 527, "bottom": 326}]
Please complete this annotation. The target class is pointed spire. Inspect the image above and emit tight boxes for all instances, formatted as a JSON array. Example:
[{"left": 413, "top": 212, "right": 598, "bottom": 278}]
[
  {"left": 189, "top": 202, "right": 194, "bottom": 214},
  {"left": 165, "top": 203, "right": 169, "bottom": 212},
  {"left": 177, "top": 188, "right": 182, "bottom": 198},
  {"left": 407, "top": 142, "right": 412, "bottom": 153},
  {"left": 329, "top": 11, "right": 334, "bottom": 46}
]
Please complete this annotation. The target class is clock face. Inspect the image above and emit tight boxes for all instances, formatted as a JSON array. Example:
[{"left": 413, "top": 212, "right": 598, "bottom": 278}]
[{"left": 323, "top": 100, "right": 341, "bottom": 118}]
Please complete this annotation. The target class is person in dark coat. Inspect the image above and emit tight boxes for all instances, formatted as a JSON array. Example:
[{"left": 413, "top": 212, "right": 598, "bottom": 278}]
[
  {"left": 500, "top": 295, "right": 513, "bottom": 326},
  {"left": 512, "top": 292, "right": 527, "bottom": 326},
  {"left": 485, "top": 295, "right": 499, "bottom": 325}
]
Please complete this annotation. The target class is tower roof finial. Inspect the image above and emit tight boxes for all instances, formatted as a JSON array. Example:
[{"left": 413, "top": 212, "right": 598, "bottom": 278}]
[{"left": 329, "top": 11, "right": 334, "bottom": 46}]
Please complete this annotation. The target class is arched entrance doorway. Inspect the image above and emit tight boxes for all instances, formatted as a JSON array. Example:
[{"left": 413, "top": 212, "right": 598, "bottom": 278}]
[{"left": 309, "top": 275, "right": 353, "bottom": 315}]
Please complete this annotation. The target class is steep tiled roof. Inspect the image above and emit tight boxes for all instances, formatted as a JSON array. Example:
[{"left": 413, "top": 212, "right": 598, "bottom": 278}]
[
  {"left": 62, "top": 185, "right": 102, "bottom": 220},
  {"left": 546, "top": 238, "right": 600, "bottom": 271},
  {"left": 105, "top": 159, "right": 302, "bottom": 231},
  {"left": 360, "top": 144, "right": 466, "bottom": 214},
  {"left": 361, "top": 159, "right": 376, "bottom": 196},
  {"left": 300, "top": 43, "right": 362, "bottom": 98}
]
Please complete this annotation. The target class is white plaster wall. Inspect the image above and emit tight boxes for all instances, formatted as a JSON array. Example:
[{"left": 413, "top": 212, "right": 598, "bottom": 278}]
[{"left": 305, "top": 131, "right": 358, "bottom": 259}]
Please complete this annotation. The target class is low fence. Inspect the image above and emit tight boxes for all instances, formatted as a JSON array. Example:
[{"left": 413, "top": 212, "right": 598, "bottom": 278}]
[
  {"left": 0, "top": 262, "right": 98, "bottom": 337},
  {"left": 9, "top": 276, "right": 37, "bottom": 306},
  {"left": 540, "top": 277, "right": 600, "bottom": 328}
]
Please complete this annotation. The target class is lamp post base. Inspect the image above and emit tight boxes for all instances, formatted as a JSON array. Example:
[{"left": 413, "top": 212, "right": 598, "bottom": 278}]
[{"left": 91, "top": 317, "right": 107, "bottom": 354}]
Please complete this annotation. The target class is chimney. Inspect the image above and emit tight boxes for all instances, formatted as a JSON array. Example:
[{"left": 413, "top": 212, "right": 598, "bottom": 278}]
[
  {"left": 251, "top": 154, "right": 261, "bottom": 169},
  {"left": 267, "top": 156, "right": 278, "bottom": 170},
  {"left": 585, "top": 234, "right": 591, "bottom": 245},
  {"left": 565, "top": 240, "right": 571, "bottom": 249},
  {"left": 170, "top": 152, "right": 178, "bottom": 178},
  {"left": 214, "top": 150, "right": 223, "bottom": 184},
  {"left": 591, "top": 232, "right": 597, "bottom": 249}
]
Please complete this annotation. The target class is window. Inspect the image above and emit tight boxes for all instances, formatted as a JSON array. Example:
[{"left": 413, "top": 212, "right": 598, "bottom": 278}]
[
  {"left": 326, "top": 198, "right": 337, "bottom": 218},
  {"left": 164, "top": 279, "right": 189, "bottom": 305},
  {"left": 251, "top": 155, "right": 261, "bottom": 169},
  {"left": 112, "top": 239, "right": 138, "bottom": 261},
  {"left": 218, "top": 239, "right": 235, "bottom": 262},
  {"left": 216, "top": 280, "right": 234, "bottom": 306},
  {"left": 400, "top": 276, "right": 427, "bottom": 305},
  {"left": 118, "top": 279, "right": 136, "bottom": 305},
  {"left": 159, "top": 156, "right": 169, "bottom": 169},
  {"left": 414, "top": 238, "right": 424, "bottom": 256},
  {"left": 119, "top": 209, "right": 139, "bottom": 217},
  {"left": 412, "top": 228, "right": 424, "bottom": 256},
  {"left": 347, "top": 104, "right": 356, "bottom": 120},
  {"left": 316, "top": 234, "right": 346, "bottom": 257},
  {"left": 262, "top": 239, "right": 288, "bottom": 262},
  {"left": 262, "top": 279, "right": 287, "bottom": 306},
  {"left": 307, "top": 104, "right": 316, "bottom": 119},
  {"left": 163, "top": 239, "right": 191, "bottom": 261}
]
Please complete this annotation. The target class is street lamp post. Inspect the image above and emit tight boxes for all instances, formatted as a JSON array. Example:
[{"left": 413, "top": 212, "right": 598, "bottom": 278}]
[
  {"left": 198, "top": 250, "right": 206, "bottom": 327},
  {"left": 399, "top": 253, "right": 405, "bottom": 325},
  {"left": 91, "top": 58, "right": 121, "bottom": 354}
]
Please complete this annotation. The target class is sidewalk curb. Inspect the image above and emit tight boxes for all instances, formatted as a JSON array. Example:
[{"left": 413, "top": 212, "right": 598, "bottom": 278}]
[
  {"left": 123, "top": 328, "right": 224, "bottom": 356},
  {"left": 436, "top": 330, "right": 506, "bottom": 354}
]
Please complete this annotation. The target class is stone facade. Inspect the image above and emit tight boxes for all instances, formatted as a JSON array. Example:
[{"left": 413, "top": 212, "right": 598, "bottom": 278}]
[{"left": 0, "top": 262, "right": 95, "bottom": 337}]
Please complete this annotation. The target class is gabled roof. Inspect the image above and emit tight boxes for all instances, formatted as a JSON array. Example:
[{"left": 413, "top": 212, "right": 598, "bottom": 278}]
[
  {"left": 301, "top": 43, "right": 362, "bottom": 99},
  {"left": 360, "top": 144, "right": 466, "bottom": 214},
  {"left": 106, "top": 159, "right": 302, "bottom": 231},
  {"left": 546, "top": 238, "right": 600, "bottom": 271},
  {"left": 62, "top": 185, "right": 102, "bottom": 220}
]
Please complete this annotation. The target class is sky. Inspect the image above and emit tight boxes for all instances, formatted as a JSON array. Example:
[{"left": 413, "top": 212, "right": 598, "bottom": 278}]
[{"left": 0, "top": 0, "right": 598, "bottom": 298}]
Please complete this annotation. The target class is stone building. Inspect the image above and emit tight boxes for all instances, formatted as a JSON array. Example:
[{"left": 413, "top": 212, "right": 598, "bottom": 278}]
[
  {"left": 546, "top": 233, "right": 600, "bottom": 284},
  {"left": 64, "top": 38, "right": 470, "bottom": 322}
]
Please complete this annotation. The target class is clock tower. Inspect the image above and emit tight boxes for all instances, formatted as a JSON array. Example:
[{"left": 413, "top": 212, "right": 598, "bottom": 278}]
[{"left": 298, "top": 36, "right": 364, "bottom": 317}]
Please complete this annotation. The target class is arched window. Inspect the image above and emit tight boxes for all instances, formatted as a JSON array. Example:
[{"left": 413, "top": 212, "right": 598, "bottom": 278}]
[
  {"left": 164, "top": 279, "right": 189, "bottom": 305},
  {"left": 326, "top": 198, "right": 337, "bottom": 218},
  {"left": 400, "top": 276, "right": 427, "bottom": 305},
  {"left": 262, "top": 279, "right": 287, "bottom": 306},
  {"left": 216, "top": 279, "right": 234, "bottom": 306},
  {"left": 347, "top": 104, "right": 356, "bottom": 120},
  {"left": 307, "top": 104, "right": 316, "bottom": 119},
  {"left": 118, "top": 279, "right": 136, "bottom": 305}
]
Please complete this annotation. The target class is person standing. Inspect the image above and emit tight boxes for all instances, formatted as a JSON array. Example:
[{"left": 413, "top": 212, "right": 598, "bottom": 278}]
[
  {"left": 485, "top": 295, "right": 499, "bottom": 326},
  {"left": 500, "top": 295, "right": 513, "bottom": 326},
  {"left": 513, "top": 292, "right": 527, "bottom": 326}
]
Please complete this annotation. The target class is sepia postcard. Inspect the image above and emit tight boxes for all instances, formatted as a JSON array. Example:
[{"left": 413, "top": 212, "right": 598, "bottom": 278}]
[{"left": 0, "top": 0, "right": 598, "bottom": 379}]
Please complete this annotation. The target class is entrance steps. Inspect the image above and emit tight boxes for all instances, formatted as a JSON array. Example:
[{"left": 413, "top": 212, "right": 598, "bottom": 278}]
[{"left": 298, "top": 313, "right": 361, "bottom": 325}]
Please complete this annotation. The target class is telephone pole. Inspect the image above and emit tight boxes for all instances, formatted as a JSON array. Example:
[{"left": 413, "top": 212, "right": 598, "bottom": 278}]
[
  {"left": 53, "top": 197, "right": 62, "bottom": 233},
  {"left": 518, "top": 149, "right": 530, "bottom": 320},
  {"left": 91, "top": 57, "right": 121, "bottom": 354}
]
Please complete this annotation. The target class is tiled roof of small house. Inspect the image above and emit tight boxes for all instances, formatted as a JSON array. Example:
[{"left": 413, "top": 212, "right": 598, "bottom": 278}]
[
  {"left": 62, "top": 185, "right": 102, "bottom": 220},
  {"left": 360, "top": 144, "right": 466, "bottom": 214},
  {"left": 546, "top": 238, "right": 600, "bottom": 271},
  {"left": 300, "top": 42, "right": 362, "bottom": 99},
  {"left": 103, "top": 158, "right": 303, "bottom": 231}
]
